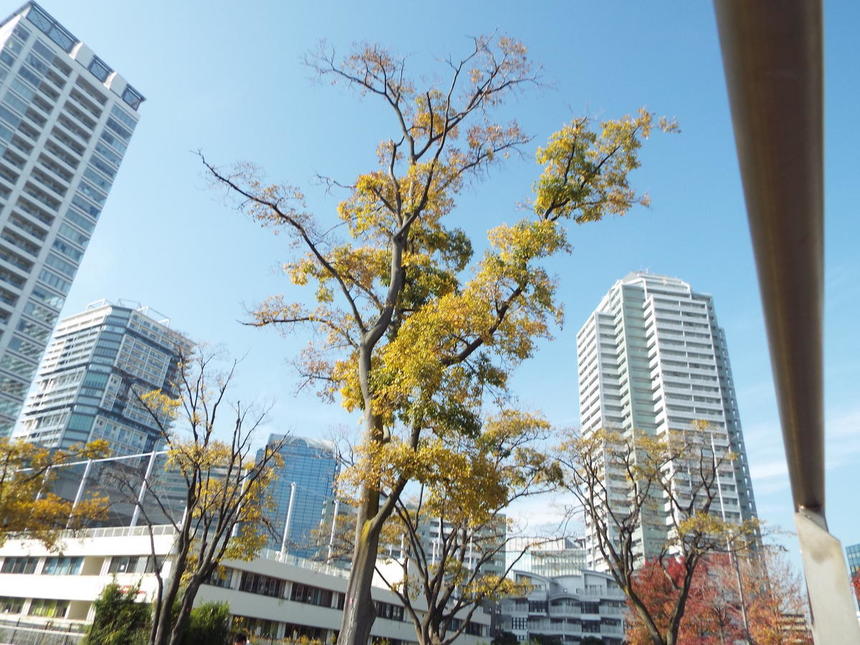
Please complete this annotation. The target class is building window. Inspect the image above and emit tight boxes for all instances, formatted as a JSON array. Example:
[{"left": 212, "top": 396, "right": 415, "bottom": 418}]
[
  {"left": 48, "top": 25, "right": 75, "bottom": 52},
  {"left": 205, "top": 566, "right": 232, "bottom": 589},
  {"left": 529, "top": 600, "right": 548, "bottom": 612},
  {"left": 42, "top": 556, "right": 83, "bottom": 575},
  {"left": 121, "top": 86, "right": 144, "bottom": 111},
  {"left": 375, "top": 601, "right": 404, "bottom": 621},
  {"left": 13, "top": 23, "right": 31, "bottom": 42},
  {"left": 290, "top": 582, "right": 332, "bottom": 607},
  {"left": 239, "top": 571, "right": 284, "bottom": 598},
  {"left": 108, "top": 555, "right": 156, "bottom": 574},
  {"left": 25, "top": 6, "right": 53, "bottom": 33},
  {"left": 0, "top": 597, "right": 24, "bottom": 614},
  {"left": 1, "top": 557, "right": 38, "bottom": 574},
  {"left": 88, "top": 57, "right": 111, "bottom": 82},
  {"left": 28, "top": 598, "right": 69, "bottom": 618}
]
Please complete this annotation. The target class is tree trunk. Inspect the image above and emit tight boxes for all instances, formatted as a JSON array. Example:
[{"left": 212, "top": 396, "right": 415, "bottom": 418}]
[
  {"left": 152, "top": 570, "right": 182, "bottom": 645},
  {"left": 338, "top": 360, "right": 388, "bottom": 645},
  {"left": 167, "top": 578, "right": 202, "bottom": 645},
  {"left": 628, "top": 590, "right": 666, "bottom": 645},
  {"left": 151, "top": 538, "right": 188, "bottom": 645},
  {"left": 338, "top": 519, "right": 380, "bottom": 645}
]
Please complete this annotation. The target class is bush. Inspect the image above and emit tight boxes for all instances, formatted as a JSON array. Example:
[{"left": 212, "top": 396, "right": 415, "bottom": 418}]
[
  {"left": 83, "top": 583, "right": 150, "bottom": 645},
  {"left": 181, "top": 601, "right": 231, "bottom": 645}
]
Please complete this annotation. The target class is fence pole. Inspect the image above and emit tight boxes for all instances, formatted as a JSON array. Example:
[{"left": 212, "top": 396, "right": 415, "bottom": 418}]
[
  {"left": 280, "top": 482, "right": 297, "bottom": 556},
  {"left": 130, "top": 450, "right": 158, "bottom": 527}
]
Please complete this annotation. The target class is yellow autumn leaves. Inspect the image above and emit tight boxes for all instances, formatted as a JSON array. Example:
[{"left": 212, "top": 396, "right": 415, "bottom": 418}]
[{"left": 0, "top": 437, "right": 111, "bottom": 548}]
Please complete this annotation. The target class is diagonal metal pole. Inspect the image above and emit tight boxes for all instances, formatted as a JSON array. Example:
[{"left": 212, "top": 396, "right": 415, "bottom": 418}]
[
  {"left": 130, "top": 450, "right": 158, "bottom": 528},
  {"left": 713, "top": 2, "right": 860, "bottom": 641},
  {"left": 66, "top": 459, "right": 93, "bottom": 529}
]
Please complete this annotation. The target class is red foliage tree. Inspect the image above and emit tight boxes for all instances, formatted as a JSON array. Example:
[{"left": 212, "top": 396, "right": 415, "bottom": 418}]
[
  {"left": 625, "top": 556, "right": 744, "bottom": 645},
  {"left": 626, "top": 549, "right": 813, "bottom": 645}
]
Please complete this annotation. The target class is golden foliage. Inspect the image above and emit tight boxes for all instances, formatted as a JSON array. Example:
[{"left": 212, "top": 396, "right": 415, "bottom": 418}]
[
  {"left": 0, "top": 438, "right": 110, "bottom": 548},
  {"left": 533, "top": 110, "right": 676, "bottom": 222},
  {"left": 206, "top": 37, "right": 674, "bottom": 645}
]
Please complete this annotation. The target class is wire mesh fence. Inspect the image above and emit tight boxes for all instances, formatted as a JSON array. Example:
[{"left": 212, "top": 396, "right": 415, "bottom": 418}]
[
  {"left": 0, "top": 618, "right": 84, "bottom": 645},
  {"left": 35, "top": 450, "right": 187, "bottom": 529}
]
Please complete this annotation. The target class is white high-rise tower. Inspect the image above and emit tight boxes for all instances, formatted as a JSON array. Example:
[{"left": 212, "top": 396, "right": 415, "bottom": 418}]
[
  {"left": 0, "top": 3, "right": 143, "bottom": 434},
  {"left": 576, "top": 272, "right": 757, "bottom": 568}
]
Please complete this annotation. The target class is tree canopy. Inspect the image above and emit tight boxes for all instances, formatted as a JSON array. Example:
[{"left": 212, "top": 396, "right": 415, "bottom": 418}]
[
  {"left": 131, "top": 351, "right": 286, "bottom": 645},
  {"left": 0, "top": 437, "right": 109, "bottom": 548},
  {"left": 206, "top": 35, "right": 673, "bottom": 645},
  {"left": 556, "top": 426, "right": 760, "bottom": 645}
]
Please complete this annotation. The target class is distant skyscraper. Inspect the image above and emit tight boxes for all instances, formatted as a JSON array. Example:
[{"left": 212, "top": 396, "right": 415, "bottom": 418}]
[
  {"left": 0, "top": 3, "right": 144, "bottom": 434},
  {"left": 847, "top": 542, "right": 860, "bottom": 577},
  {"left": 262, "top": 435, "right": 339, "bottom": 559},
  {"left": 14, "top": 301, "right": 191, "bottom": 453},
  {"left": 576, "top": 272, "right": 758, "bottom": 568}
]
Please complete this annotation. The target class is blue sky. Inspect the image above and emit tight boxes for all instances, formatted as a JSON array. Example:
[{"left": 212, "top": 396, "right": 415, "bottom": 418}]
[{"left": 41, "top": 1, "right": 860, "bottom": 563}]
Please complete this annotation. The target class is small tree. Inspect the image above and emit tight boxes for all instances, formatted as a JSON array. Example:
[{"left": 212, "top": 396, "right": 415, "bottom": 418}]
[
  {"left": 364, "top": 411, "right": 557, "bottom": 645},
  {"left": 626, "top": 546, "right": 812, "bottom": 645},
  {"left": 556, "top": 426, "right": 758, "bottom": 645},
  {"left": 625, "top": 556, "right": 732, "bottom": 645},
  {"left": 0, "top": 438, "right": 109, "bottom": 548},
  {"left": 182, "top": 602, "right": 231, "bottom": 645},
  {"left": 742, "top": 547, "right": 812, "bottom": 645},
  {"left": 206, "top": 35, "right": 672, "bottom": 645},
  {"left": 83, "top": 583, "right": 150, "bottom": 645},
  {"left": 129, "top": 351, "right": 286, "bottom": 645}
]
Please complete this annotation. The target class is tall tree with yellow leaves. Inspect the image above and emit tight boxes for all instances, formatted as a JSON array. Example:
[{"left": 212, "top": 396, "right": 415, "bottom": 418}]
[{"left": 205, "top": 36, "right": 673, "bottom": 645}]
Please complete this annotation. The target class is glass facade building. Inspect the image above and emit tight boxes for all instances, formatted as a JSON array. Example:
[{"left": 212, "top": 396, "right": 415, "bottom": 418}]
[
  {"left": 0, "top": 3, "right": 143, "bottom": 434},
  {"left": 576, "top": 273, "right": 758, "bottom": 568},
  {"left": 261, "top": 435, "right": 338, "bottom": 559},
  {"left": 847, "top": 542, "right": 860, "bottom": 577},
  {"left": 13, "top": 301, "right": 192, "bottom": 453}
]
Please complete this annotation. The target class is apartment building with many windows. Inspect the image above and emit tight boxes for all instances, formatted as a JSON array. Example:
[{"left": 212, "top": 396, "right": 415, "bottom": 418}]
[
  {"left": 576, "top": 272, "right": 757, "bottom": 568},
  {"left": 14, "top": 301, "right": 192, "bottom": 453},
  {"left": 0, "top": 3, "right": 143, "bottom": 434},
  {"left": 498, "top": 569, "right": 626, "bottom": 644},
  {"left": 0, "top": 526, "right": 492, "bottom": 644}
]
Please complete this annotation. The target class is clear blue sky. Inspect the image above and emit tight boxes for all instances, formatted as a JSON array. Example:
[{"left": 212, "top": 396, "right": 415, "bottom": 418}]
[{"left": 43, "top": 1, "right": 860, "bottom": 562}]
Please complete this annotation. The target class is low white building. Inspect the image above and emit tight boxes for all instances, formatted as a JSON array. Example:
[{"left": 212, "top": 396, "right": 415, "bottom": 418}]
[
  {"left": 0, "top": 525, "right": 492, "bottom": 644},
  {"left": 499, "top": 569, "right": 626, "bottom": 645}
]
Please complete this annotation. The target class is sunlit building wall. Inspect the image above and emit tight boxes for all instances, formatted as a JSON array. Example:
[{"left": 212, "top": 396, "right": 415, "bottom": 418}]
[
  {"left": 576, "top": 272, "right": 758, "bottom": 569},
  {"left": 0, "top": 2, "right": 143, "bottom": 434}
]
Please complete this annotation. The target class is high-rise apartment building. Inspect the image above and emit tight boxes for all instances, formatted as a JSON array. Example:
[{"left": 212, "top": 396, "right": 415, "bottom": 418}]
[
  {"left": 262, "top": 435, "right": 339, "bottom": 559},
  {"left": 576, "top": 272, "right": 757, "bottom": 568},
  {"left": 14, "top": 301, "right": 191, "bottom": 453},
  {"left": 0, "top": 3, "right": 143, "bottom": 434}
]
